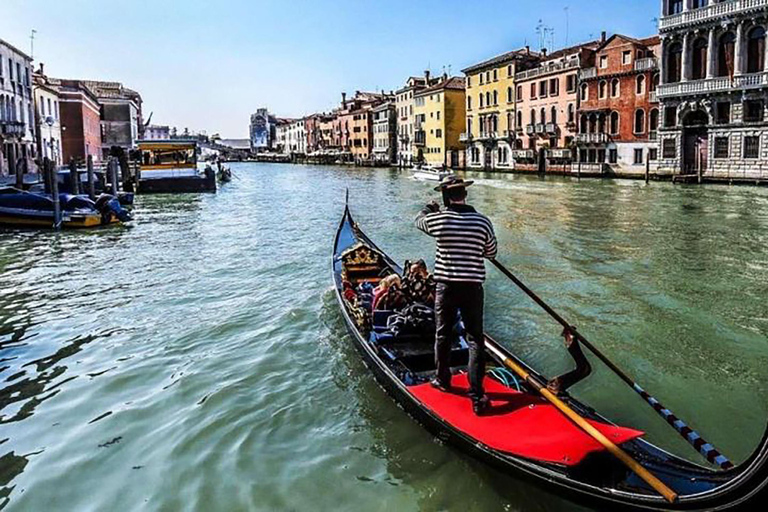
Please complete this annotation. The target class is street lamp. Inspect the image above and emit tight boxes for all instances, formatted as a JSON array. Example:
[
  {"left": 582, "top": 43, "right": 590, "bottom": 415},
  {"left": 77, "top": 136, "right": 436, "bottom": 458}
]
[{"left": 45, "top": 115, "right": 56, "bottom": 164}]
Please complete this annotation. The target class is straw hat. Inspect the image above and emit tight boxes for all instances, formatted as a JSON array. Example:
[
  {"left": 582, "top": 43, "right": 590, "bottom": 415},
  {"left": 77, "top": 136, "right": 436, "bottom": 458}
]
[{"left": 434, "top": 175, "right": 475, "bottom": 192}]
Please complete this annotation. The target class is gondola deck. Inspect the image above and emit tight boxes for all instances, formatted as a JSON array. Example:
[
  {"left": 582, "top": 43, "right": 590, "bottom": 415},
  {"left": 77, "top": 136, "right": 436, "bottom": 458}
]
[{"left": 332, "top": 201, "right": 768, "bottom": 511}]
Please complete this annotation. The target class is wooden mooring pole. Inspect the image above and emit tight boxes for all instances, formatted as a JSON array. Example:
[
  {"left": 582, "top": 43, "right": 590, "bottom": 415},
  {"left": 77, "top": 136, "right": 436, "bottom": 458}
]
[
  {"left": 87, "top": 155, "right": 96, "bottom": 200},
  {"left": 68, "top": 158, "right": 81, "bottom": 195},
  {"left": 109, "top": 158, "right": 119, "bottom": 195},
  {"left": 49, "top": 159, "right": 62, "bottom": 229}
]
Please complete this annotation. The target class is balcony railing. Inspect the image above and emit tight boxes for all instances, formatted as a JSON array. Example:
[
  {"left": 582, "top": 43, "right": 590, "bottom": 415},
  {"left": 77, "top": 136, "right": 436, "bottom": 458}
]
[
  {"left": 0, "top": 120, "right": 26, "bottom": 137},
  {"left": 512, "top": 149, "right": 535, "bottom": 160},
  {"left": 459, "top": 132, "right": 472, "bottom": 143},
  {"left": 649, "top": 90, "right": 658, "bottom": 103},
  {"left": 476, "top": 132, "right": 498, "bottom": 141},
  {"left": 526, "top": 125, "right": 536, "bottom": 135},
  {"left": 576, "top": 133, "right": 610, "bottom": 144},
  {"left": 535, "top": 123, "right": 546, "bottom": 134},
  {"left": 545, "top": 123, "right": 558, "bottom": 134},
  {"left": 548, "top": 149, "right": 572, "bottom": 159},
  {"left": 634, "top": 57, "right": 658, "bottom": 72},
  {"left": 659, "top": 0, "right": 768, "bottom": 31},
  {"left": 579, "top": 67, "right": 597, "bottom": 80},
  {"left": 515, "top": 58, "right": 580, "bottom": 81},
  {"left": 657, "top": 71, "right": 768, "bottom": 98}
]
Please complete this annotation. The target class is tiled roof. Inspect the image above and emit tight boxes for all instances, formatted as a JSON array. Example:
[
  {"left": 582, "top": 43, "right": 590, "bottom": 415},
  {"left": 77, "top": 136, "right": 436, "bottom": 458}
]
[
  {"left": 461, "top": 48, "right": 539, "bottom": 74},
  {"left": 417, "top": 76, "right": 465, "bottom": 95}
]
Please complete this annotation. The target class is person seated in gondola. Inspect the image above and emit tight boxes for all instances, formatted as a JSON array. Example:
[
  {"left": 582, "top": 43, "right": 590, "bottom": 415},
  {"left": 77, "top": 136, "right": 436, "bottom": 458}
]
[
  {"left": 372, "top": 275, "right": 407, "bottom": 311},
  {"left": 401, "top": 259, "right": 436, "bottom": 308}
]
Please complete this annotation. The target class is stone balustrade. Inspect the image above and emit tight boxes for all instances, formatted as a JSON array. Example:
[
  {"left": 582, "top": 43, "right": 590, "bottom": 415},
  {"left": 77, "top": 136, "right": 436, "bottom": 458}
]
[
  {"left": 657, "top": 71, "right": 768, "bottom": 98},
  {"left": 660, "top": 0, "right": 768, "bottom": 31}
]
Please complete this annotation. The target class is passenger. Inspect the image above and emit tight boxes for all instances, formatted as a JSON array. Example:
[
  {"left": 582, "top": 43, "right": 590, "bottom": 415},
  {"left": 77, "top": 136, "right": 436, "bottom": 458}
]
[
  {"left": 416, "top": 176, "right": 498, "bottom": 416},
  {"left": 402, "top": 259, "right": 436, "bottom": 307},
  {"left": 372, "top": 275, "right": 401, "bottom": 311}
]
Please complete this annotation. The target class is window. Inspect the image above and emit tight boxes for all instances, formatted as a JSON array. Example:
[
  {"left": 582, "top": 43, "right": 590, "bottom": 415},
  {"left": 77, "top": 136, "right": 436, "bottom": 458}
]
[
  {"left": 539, "top": 81, "right": 548, "bottom": 97},
  {"left": 568, "top": 104, "right": 575, "bottom": 124},
  {"left": 747, "top": 27, "right": 766, "bottom": 73},
  {"left": 622, "top": 51, "right": 632, "bottom": 65},
  {"left": 540, "top": 107, "right": 546, "bottom": 124},
  {"left": 744, "top": 136, "right": 760, "bottom": 159},
  {"left": 600, "top": 55, "right": 608, "bottom": 68},
  {"left": 467, "top": 96, "right": 472, "bottom": 110},
  {"left": 744, "top": 100, "right": 764, "bottom": 122},
  {"left": 551, "top": 106, "right": 557, "bottom": 124},
  {"left": 479, "top": 94, "right": 484, "bottom": 108},
  {"left": 714, "top": 137, "right": 729, "bottom": 158},
  {"left": 493, "top": 69, "right": 498, "bottom": 81},
  {"left": 479, "top": 73, "right": 484, "bottom": 85},
  {"left": 634, "top": 75, "right": 645, "bottom": 96},
  {"left": 436, "top": 129, "right": 443, "bottom": 138},
  {"left": 549, "top": 78, "right": 559, "bottom": 96},
  {"left": 667, "top": 42, "right": 683, "bottom": 83},
  {"left": 667, "top": 0, "right": 683, "bottom": 15},
  {"left": 517, "top": 111, "right": 522, "bottom": 128},
  {"left": 611, "top": 78, "right": 620, "bottom": 97},
  {"left": 664, "top": 106, "right": 677, "bottom": 127},
  {"left": 566, "top": 74, "right": 577, "bottom": 93},
  {"left": 609, "top": 149, "right": 618, "bottom": 163},
  {"left": 507, "top": 86, "right": 513, "bottom": 103},
  {"left": 649, "top": 148, "right": 658, "bottom": 161},
  {"left": 663, "top": 139, "right": 676, "bottom": 158},
  {"left": 692, "top": 38, "right": 708, "bottom": 80},
  {"left": 530, "top": 109, "right": 536, "bottom": 125},
  {"left": 634, "top": 148, "right": 644, "bottom": 164},
  {"left": 466, "top": 76, "right": 471, "bottom": 87},
  {"left": 436, "top": 111, "right": 441, "bottom": 120},
  {"left": 610, "top": 111, "right": 620, "bottom": 134},
  {"left": 517, "top": 85, "right": 522, "bottom": 101},
  {"left": 599, "top": 80, "right": 607, "bottom": 99},
  {"left": 580, "top": 83, "right": 588, "bottom": 101},
  {"left": 634, "top": 109, "right": 645, "bottom": 133},
  {"left": 508, "top": 64, "right": 514, "bottom": 77},
  {"left": 486, "top": 91, "right": 491, "bottom": 106},
  {"left": 493, "top": 90, "right": 498, "bottom": 105},
  {"left": 716, "top": 102, "right": 731, "bottom": 124},
  {"left": 530, "top": 83, "right": 537, "bottom": 98},
  {"left": 718, "top": 32, "right": 736, "bottom": 77},
  {"left": 650, "top": 108, "right": 659, "bottom": 133}
]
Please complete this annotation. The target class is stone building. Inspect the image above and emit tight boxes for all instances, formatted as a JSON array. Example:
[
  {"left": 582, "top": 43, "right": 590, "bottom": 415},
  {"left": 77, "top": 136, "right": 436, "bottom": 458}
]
[
  {"left": 286, "top": 118, "right": 306, "bottom": 154},
  {"left": 33, "top": 65, "right": 62, "bottom": 166},
  {"left": 79, "top": 80, "right": 142, "bottom": 158},
  {"left": 274, "top": 118, "right": 293, "bottom": 154},
  {"left": 57, "top": 79, "right": 102, "bottom": 164},
  {"left": 413, "top": 76, "right": 466, "bottom": 167},
  {"left": 514, "top": 41, "right": 599, "bottom": 172},
  {"left": 1, "top": 37, "right": 35, "bottom": 176},
  {"left": 372, "top": 100, "right": 397, "bottom": 164},
  {"left": 657, "top": 0, "right": 768, "bottom": 179},
  {"left": 395, "top": 74, "right": 438, "bottom": 167},
  {"left": 462, "top": 48, "right": 540, "bottom": 170},
  {"left": 250, "top": 108, "right": 276, "bottom": 151},
  {"left": 305, "top": 113, "right": 334, "bottom": 153},
  {"left": 577, "top": 34, "right": 661, "bottom": 176},
  {"left": 329, "top": 91, "right": 385, "bottom": 158}
]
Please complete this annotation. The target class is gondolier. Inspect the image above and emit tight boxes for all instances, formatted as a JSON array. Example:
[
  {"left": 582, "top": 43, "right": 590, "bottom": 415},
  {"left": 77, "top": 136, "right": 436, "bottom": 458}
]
[{"left": 416, "top": 176, "right": 497, "bottom": 415}]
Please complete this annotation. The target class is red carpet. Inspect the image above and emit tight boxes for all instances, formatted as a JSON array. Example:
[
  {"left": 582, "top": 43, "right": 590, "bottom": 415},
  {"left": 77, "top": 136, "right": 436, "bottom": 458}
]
[{"left": 409, "top": 373, "right": 644, "bottom": 466}]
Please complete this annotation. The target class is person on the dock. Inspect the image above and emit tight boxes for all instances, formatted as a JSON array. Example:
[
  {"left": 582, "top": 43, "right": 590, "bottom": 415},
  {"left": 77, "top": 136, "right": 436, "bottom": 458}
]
[{"left": 415, "top": 176, "right": 498, "bottom": 416}]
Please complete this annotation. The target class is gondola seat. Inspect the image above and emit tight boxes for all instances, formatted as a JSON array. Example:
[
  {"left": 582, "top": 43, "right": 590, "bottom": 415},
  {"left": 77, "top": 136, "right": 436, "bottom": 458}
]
[{"left": 409, "top": 373, "right": 645, "bottom": 466}]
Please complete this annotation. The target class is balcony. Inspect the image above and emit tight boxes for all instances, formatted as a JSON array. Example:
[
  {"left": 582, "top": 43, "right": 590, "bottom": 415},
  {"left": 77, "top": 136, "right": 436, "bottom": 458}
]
[
  {"left": 459, "top": 132, "right": 472, "bottom": 143},
  {"left": 476, "top": 132, "right": 498, "bottom": 141},
  {"left": 649, "top": 90, "right": 658, "bottom": 103},
  {"left": 545, "top": 123, "right": 558, "bottom": 134},
  {"left": 526, "top": 125, "right": 536, "bottom": 135},
  {"left": 0, "top": 120, "right": 26, "bottom": 138},
  {"left": 515, "top": 58, "right": 580, "bottom": 81},
  {"left": 657, "top": 71, "right": 768, "bottom": 98},
  {"left": 535, "top": 123, "right": 546, "bottom": 134},
  {"left": 512, "top": 149, "right": 535, "bottom": 160},
  {"left": 548, "top": 149, "right": 572, "bottom": 159},
  {"left": 414, "top": 131, "right": 426, "bottom": 146},
  {"left": 659, "top": 0, "right": 768, "bottom": 32},
  {"left": 579, "top": 67, "right": 597, "bottom": 80},
  {"left": 634, "top": 57, "right": 658, "bottom": 72},
  {"left": 576, "top": 133, "right": 610, "bottom": 144}
]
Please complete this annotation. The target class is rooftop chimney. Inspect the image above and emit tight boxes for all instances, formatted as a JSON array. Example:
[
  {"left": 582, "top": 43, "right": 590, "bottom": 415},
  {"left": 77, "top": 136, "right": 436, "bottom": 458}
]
[
  {"left": 425, "top": 70, "right": 431, "bottom": 83},
  {"left": 342, "top": 92, "right": 347, "bottom": 108},
  {"left": 542, "top": 48, "right": 548, "bottom": 57},
  {"left": 525, "top": 45, "right": 530, "bottom": 55},
  {"left": 601, "top": 31, "right": 607, "bottom": 43},
  {"left": 38, "top": 62, "right": 45, "bottom": 75}
]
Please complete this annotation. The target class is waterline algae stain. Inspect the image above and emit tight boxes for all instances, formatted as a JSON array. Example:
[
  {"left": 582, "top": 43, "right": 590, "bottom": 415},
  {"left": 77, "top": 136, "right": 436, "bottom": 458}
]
[{"left": 1, "top": 163, "right": 767, "bottom": 511}]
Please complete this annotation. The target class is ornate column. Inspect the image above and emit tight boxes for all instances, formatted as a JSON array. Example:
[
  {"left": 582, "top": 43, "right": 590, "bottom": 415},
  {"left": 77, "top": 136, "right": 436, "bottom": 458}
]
[
  {"left": 682, "top": 32, "right": 691, "bottom": 81},
  {"left": 707, "top": 27, "right": 717, "bottom": 79},
  {"left": 735, "top": 21, "right": 745, "bottom": 76},
  {"left": 660, "top": 37, "right": 668, "bottom": 84}
]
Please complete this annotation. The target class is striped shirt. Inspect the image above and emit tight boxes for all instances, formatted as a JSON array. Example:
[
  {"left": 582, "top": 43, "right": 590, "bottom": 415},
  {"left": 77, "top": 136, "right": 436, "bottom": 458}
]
[{"left": 416, "top": 204, "right": 498, "bottom": 284}]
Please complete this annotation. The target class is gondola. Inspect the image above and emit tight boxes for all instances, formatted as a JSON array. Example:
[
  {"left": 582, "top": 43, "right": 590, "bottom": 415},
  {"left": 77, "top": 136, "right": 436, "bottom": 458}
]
[{"left": 332, "top": 200, "right": 768, "bottom": 511}]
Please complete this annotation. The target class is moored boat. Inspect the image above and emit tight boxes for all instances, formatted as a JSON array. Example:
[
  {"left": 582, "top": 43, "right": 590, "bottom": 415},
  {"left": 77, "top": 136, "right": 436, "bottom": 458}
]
[
  {"left": 412, "top": 165, "right": 455, "bottom": 182},
  {"left": 332, "top": 200, "right": 768, "bottom": 511},
  {"left": 135, "top": 140, "right": 216, "bottom": 194},
  {"left": 0, "top": 187, "right": 131, "bottom": 229}
]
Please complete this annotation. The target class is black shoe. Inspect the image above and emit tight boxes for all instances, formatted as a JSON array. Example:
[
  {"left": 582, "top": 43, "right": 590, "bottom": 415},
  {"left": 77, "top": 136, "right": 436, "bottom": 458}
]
[
  {"left": 472, "top": 396, "right": 490, "bottom": 416},
  {"left": 430, "top": 377, "right": 451, "bottom": 393}
]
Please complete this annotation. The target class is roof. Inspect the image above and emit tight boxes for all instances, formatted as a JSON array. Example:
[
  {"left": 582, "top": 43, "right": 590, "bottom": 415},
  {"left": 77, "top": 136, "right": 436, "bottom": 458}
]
[
  {"left": 0, "top": 37, "right": 32, "bottom": 61},
  {"left": 595, "top": 33, "right": 660, "bottom": 52},
  {"left": 462, "top": 48, "right": 539, "bottom": 74},
  {"left": 542, "top": 39, "right": 601, "bottom": 61},
  {"left": 416, "top": 76, "right": 465, "bottom": 96},
  {"left": 138, "top": 140, "right": 198, "bottom": 150}
]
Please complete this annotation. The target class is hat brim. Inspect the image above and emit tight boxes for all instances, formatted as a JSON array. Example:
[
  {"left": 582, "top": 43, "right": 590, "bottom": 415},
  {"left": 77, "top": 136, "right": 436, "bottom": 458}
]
[{"left": 434, "top": 180, "right": 474, "bottom": 192}]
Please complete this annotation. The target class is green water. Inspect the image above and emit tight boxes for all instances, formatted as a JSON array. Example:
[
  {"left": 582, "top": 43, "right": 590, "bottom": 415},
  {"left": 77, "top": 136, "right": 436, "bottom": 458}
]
[{"left": 1, "top": 164, "right": 767, "bottom": 511}]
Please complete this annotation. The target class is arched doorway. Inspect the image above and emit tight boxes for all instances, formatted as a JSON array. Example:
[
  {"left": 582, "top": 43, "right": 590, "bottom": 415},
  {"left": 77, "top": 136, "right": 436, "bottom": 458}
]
[{"left": 682, "top": 110, "right": 709, "bottom": 175}]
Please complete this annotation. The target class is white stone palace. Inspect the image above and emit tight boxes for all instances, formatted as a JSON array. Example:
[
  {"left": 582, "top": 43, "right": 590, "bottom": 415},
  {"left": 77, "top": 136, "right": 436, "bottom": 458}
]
[{"left": 657, "top": 0, "right": 768, "bottom": 179}]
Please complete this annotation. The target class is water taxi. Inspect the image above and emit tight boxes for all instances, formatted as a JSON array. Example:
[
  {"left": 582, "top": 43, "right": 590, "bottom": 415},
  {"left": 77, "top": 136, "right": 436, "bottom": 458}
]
[{"left": 136, "top": 140, "right": 216, "bottom": 194}]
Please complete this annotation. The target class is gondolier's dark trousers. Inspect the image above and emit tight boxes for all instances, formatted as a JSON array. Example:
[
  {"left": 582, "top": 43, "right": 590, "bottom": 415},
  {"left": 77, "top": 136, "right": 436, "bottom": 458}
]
[{"left": 435, "top": 282, "right": 485, "bottom": 400}]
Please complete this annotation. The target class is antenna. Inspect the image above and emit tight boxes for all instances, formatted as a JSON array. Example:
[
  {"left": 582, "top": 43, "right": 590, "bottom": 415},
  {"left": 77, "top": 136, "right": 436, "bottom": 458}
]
[
  {"left": 30, "top": 29, "right": 37, "bottom": 60},
  {"left": 564, "top": 7, "right": 570, "bottom": 47}
]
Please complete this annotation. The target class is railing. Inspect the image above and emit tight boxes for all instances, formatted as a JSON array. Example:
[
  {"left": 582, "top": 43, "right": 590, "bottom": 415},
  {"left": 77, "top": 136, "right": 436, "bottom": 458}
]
[
  {"left": 659, "top": 0, "right": 768, "bottom": 31},
  {"left": 576, "top": 163, "right": 608, "bottom": 174},
  {"left": 649, "top": 90, "right": 658, "bottom": 103},
  {"left": 634, "top": 57, "right": 658, "bottom": 72},
  {"left": 658, "top": 71, "right": 768, "bottom": 98},
  {"left": 580, "top": 67, "right": 597, "bottom": 80},
  {"left": 576, "top": 133, "right": 610, "bottom": 144},
  {"left": 0, "top": 120, "right": 26, "bottom": 137},
  {"left": 548, "top": 149, "right": 572, "bottom": 159},
  {"left": 459, "top": 132, "right": 472, "bottom": 143},
  {"left": 512, "top": 149, "right": 535, "bottom": 159},
  {"left": 526, "top": 125, "right": 536, "bottom": 135},
  {"left": 545, "top": 123, "right": 558, "bottom": 134},
  {"left": 535, "top": 123, "right": 546, "bottom": 134},
  {"left": 515, "top": 58, "right": 580, "bottom": 81}
]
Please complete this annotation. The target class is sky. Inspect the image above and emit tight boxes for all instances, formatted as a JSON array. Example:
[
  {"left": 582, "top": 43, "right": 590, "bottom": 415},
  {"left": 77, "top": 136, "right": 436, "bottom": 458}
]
[{"left": 1, "top": 0, "right": 662, "bottom": 138}]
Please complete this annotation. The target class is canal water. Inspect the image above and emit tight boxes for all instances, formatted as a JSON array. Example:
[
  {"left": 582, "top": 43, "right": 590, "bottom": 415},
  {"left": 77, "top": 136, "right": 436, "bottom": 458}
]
[{"left": 1, "top": 164, "right": 768, "bottom": 511}]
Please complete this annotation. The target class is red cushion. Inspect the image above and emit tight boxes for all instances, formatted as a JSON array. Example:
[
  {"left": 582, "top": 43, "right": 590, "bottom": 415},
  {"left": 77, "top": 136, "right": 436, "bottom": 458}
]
[{"left": 409, "top": 373, "right": 644, "bottom": 466}]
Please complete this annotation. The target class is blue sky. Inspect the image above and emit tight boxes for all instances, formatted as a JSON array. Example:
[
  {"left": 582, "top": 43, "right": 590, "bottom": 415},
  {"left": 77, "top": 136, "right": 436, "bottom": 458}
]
[{"left": 1, "top": 0, "right": 661, "bottom": 138}]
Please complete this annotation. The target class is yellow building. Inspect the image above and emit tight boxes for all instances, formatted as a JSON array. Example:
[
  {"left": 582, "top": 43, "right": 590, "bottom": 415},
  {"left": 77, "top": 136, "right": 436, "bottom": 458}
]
[
  {"left": 461, "top": 48, "right": 539, "bottom": 170},
  {"left": 413, "top": 76, "right": 466, "bottom": 168}
]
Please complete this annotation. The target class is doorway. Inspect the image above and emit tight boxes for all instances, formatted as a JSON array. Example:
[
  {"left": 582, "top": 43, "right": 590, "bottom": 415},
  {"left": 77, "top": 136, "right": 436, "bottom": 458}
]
[{"left": 682, "top": 110, "right": 709, "bottom": 175}]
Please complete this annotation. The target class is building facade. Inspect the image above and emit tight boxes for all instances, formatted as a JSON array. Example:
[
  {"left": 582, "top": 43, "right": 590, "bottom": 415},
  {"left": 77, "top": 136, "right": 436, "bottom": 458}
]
[
  {"left": 577, "top": 34, "right": 661, "bottom": 176},
  {"left": 80, "top": 80, "right": 142, "bottom": 157},
  {"left": 372, "top": 101, "right": 397, "bottom": 163},
  {"left": 462, "top": 48, "right": 540, "bottom": 170},
  {"left": 250, "top": 108, "right": 276, "bottom": 151},
  {"left": 274, "top": 119, "right": 292, "bottom": 153},
  {"left": 58, "top": 80, "right": 103, "bottom": 164},
  {"left": 286, "top": 118, "right": 306, "bottom": 154},
  {"left": 413, "top": 76, "right": 466, "bottom": 167},
  {"left": 1, "top": 38, "right": 35, "bottom": 176},
  {"left": 657, "top": 0, "right": 768, "bottom": 178},
  {"left": 395, "top": 75, "right": 437, "bottom": 167},
  {"left": 514, "top": 42, "right": 598, "bottom": 172},
  {"left": 33, "top": 66, "right": 63, "bottom": 166},
  {"left": 305, "top": 113, "right": 334, "bottom": 153},
  {"left": 144, "top": 125, "right": 171, "bottom": 140}
]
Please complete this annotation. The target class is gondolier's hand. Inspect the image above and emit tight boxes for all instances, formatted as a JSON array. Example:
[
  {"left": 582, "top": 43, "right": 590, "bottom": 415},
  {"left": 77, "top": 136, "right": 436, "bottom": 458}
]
[{"left": 425, "top": 201, "right": 440, "bottom": 213}]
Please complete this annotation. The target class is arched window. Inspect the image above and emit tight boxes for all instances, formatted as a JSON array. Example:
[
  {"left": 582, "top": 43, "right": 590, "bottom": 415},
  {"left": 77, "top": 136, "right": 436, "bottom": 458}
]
[
  {"left": 493, "top": 90, "right": 498, "bottom": 105},
  {"left": 610, "top": 111, "right": 620, "bottom": 135},
  {"left": 634, "top": 109, "right": 645, "bottom": 134},
  {"left": 588, "top": 114, "right": 597, "bottom": 134},
  {"left": 580, "top": 83, "right": 589, "bottom": 101},
  {"left": 507, "top": 112, "right": 513, "bottom": 132},
  {"left": 611, "top": 78, "right": 620, "bottom": 97},
  {"left": 507, "top": 86, "right": 513, "bottom": 103},
  {"left": 540, "top": 107, "right": 546, "bottom": 124},
  {"left": 551, "top": 106, "right": 557, "bottom": 124},
  {"left": 652, "top": 73, "right": 660, "bottom": 91},
  {"left": 649, "top": 108, "right": 659, "bottom": 133},
  {"left": 479, "top": 94, "right": 484, "bottom": 108},
  {"left": 517, "top": 110, "right": 522, "bottom": 128},
  {"left": 667, "top": 42, "right": 683, "bottom": 83},
  {"left": 467, "top": 96, "right": 472, "bottom": 110},
  {"left": 568, "top": 104, "right": 575, "bottom": 124},
  {"left": 492, "top": 115, "right": 498, "bottom": 132},
  {"left": 598, "top": 113, "right": 607, "bottom": 134},
  {"left": 636, "top": 75, "right": 646, "bottom": 95},
  {"left": 718, "top": 32, "right": 736, "bottom": 77},
  {"left": 580, "top": 114, "right": 588, "bottom": 133},
  {"left": 530, "top": 109, "right": 536, "bottom": 125},
  {"left": 599, "top": 80, "right": 608, "bottom": 99},
  {"left": 692, "top": 38, "right": 708, "bottom": 80},
  {"left": 747, "top": 26, "right": 766, "bottom": 73},
  {"left": 486, "top": 92, "right": 492, "bottom": 106}
]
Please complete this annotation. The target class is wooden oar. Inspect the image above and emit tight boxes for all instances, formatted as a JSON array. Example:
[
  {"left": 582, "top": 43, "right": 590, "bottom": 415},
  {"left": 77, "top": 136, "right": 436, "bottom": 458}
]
[
  {"left": 484, "top": 336, "right": 678, "bottom": 504},
  {"left": 490, "top": 258, "right": 733, "bottom": 471}
]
